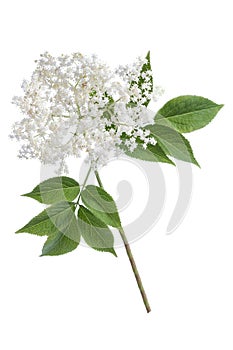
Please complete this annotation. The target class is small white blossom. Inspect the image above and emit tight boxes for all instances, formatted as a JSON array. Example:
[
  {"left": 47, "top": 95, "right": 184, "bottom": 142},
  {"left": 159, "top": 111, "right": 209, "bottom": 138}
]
[
  {"left": 152, "top": 85, "right": 165, "bottom": 102},
  {"left": 11, "top": 52, "right": 163, "bottom": 172}
]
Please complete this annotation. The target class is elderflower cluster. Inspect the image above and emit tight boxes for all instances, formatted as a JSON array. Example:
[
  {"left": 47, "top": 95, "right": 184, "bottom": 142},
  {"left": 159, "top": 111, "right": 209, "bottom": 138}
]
[{"left": 11, "top": 52, "right": 162, "bottom": 171}]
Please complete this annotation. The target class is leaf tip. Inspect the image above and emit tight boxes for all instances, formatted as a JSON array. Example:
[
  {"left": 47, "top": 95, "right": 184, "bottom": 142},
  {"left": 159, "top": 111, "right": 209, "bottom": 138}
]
[
  {"left": 21, "top": 193, "right": 30, "bottom": 198},
  {"left": 40, "top": 249, "right": 50, "bottom": 257},
  {"left": 111, "top": 249, "right": 117, "bottom": 257},
  {"left": 194, "top": 159, "right": 201, "bottom": 168},
  {"left": 40, "top": 252, "right": 49, "bottom": 257},
  {"left": 15, "top": 228, "right": 23, "bottom": 234},
  {"left": 170, "top": 159, "right": 176, "bottom": 166}
]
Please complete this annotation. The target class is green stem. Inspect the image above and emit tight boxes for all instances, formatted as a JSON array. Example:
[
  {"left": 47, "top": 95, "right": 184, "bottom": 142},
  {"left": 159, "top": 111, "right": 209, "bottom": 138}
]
[
  {"left": 76, "top": 166, "right": 92, "bottom": 205},
  {"left": 94, "top": 170, "right": 103, "bottom": 187},
  {"left": 94, "top": 170, "right": 151, "bottom": 313},
  {"left": 118, "top": 227, "right": 151, "bottom": 313}
]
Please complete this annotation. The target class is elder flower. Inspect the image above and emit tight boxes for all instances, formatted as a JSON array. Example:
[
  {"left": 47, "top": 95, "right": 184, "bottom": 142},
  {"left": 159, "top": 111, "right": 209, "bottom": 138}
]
[{"left": 11, "top": 52, "right": 162, "bottom": 171}]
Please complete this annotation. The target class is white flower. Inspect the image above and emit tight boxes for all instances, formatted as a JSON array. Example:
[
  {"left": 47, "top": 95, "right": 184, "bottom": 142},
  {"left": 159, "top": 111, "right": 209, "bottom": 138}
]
[
  {"left": 152, "top": 85, "right": 165, "bottom": 102},
  {"left": 11, "top": 52, "right": 162, "bottom": 172}
]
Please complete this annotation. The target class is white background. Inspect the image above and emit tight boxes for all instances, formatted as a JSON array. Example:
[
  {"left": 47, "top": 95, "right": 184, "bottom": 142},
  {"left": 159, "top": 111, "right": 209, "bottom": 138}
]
[{"left": 0, "top": 0, "right": 232, "bottom": 349}]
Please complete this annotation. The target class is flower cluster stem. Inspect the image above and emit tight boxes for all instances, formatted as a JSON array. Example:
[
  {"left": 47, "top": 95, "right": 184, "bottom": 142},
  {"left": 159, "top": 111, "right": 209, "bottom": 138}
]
[{"left": 76, "top": 166, "right": 92, "bottom": 205}]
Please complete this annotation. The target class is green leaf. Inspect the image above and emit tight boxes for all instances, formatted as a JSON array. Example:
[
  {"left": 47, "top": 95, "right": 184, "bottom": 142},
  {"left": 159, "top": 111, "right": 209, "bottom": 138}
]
[
  {"left": 16, "top": 201, "right": 76, "bottom": 236},
  {"left": 41, "top": 233, "right": 78, "bottom": 256},
  {"left": 22, "top": 176, "right": 80, "bottom": 204},
  {"left": 146, "top": 124, "right": 200, "bottom": 166},
  {"left": 78, "top": 205, "right": 117, "bottom": 256},
  {"left": 155, "top": 95, "right": 223, "bottom": 133},
  {"left": 124, "top": 141, "right": 175, "bottom": 165},
  {"left": 81, "top": 185, "right": 121, "bottom": 228},
  {"left": 16, "top": 210, "right": 56, "bottom": 236}
]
